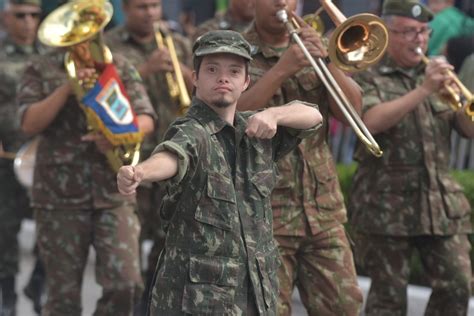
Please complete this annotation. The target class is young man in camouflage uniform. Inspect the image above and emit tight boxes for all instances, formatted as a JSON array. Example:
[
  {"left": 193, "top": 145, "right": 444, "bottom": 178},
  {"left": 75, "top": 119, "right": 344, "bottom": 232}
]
[
  {"left": 16, "top": 20, "right": 157, "bottom": 315},
  {"left": 237, "top": 0, "right": 364, "bottom": 315},
  {"left": 105, "top": 1, "right": 193, "bottom": 306},
  {"left": 192, "top": 0, "right": 255, "bottom": 42},
  {"left": 348, "top": 1, "right": 474, "bottom": 315},
  {"left": 0, "top": 0, "right": 42, "bottom": 314},
  {"left": 117, "top": 30, "right": 322, "bottom": 315}
]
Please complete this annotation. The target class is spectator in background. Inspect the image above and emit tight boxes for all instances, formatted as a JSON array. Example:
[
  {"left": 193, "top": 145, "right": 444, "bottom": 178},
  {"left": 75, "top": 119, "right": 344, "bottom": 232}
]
[{"left": 427, "top": 0, "right": 474, "bottom": 55}]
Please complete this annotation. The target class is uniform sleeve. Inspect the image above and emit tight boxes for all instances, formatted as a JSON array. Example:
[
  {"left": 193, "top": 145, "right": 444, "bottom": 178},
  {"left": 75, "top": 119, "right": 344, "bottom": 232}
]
[
  {"left": 150, "top": 121, "right": 201, "bottom": 189},
  {"left": 354, "top": 72, "right": 382, "bottom": 114},
  {"left": 16, "top": 60, "right": 46, "bottom": 126},
  {"left": 271, "top": 100, "right": 322, "bottom": 161},
  {"left": 174, "top": 34, "right": 193, "bottom": 68},
  {"left": 115, "top": 54, "right": 157, "bottom": 120}
]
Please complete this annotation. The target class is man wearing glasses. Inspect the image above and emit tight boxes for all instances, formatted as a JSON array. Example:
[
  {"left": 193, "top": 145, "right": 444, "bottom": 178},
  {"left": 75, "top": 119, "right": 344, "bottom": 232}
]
[
  {"left": 348, "top": 0, "right": 474, "bottom": 315},
  {"left": 0, "top": 0, "right": 43, "bottom": 315}
]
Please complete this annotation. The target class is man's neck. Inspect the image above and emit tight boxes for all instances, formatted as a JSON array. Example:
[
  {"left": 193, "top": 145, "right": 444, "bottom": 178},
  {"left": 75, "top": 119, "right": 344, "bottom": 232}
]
[
  {"left": 126, "top": 25, "right": 154, "bottom": 44},
  {"left": 209, "top": 103, "right": 237, "bottom": 125},
  {"left": 255, "top": 21, "right": 290, "bottom": 47}
]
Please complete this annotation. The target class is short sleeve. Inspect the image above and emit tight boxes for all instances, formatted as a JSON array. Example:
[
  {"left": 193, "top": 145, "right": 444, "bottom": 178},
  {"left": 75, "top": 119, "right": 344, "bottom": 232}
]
[{"left": 354, "top": 72, "right": 382, "bottom": 114}]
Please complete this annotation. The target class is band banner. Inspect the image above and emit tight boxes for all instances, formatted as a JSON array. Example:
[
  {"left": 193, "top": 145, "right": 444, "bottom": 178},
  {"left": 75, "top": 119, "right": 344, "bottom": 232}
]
[{"left": 81, "top": 64, "right": 143, "bottom": 146}]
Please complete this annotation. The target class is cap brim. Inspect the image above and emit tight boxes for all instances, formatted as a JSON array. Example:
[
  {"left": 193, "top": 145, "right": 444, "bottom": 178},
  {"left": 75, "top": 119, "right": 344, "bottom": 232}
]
[{"left": 194, "top": 46, "right": 252, "bottom": 60}]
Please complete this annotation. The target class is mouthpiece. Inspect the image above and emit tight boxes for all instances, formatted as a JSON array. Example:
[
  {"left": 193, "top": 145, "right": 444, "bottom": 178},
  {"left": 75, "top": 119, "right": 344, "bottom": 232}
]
[
  {"left": 415, "top": 47, "right": 423, "bottom": 56},
  {"left": 276, "top": 10, "right": 288, "bottom": 23}
]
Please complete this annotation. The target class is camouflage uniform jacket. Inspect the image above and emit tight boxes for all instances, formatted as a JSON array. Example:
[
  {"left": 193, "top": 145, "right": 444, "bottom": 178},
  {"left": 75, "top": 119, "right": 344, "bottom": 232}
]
[
  {"left": 0, "top": 37, "right": 44, "bottom": 162},
  {"left": 193, "top": 10, "right": 253, "bottom": 42},
  {"left": 349, "top": 55, "right": 472, "bottom": 236},
  {"left": 16, "top": 50, "right": 156, "bottom": 211},
  {"left": 243, "top": 24, "right": 346, "bottom": 237},
  {"left": 150, "top": 98, "right": 318, "bottom": 315},
  {"left": 105, "top": 25, "right": 192, "bottom": 157}
]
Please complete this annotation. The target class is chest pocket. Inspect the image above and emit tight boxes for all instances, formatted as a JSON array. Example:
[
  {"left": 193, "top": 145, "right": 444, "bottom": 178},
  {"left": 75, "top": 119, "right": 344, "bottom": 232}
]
[
  {"left": 195, "top": 171, "right": 236, "bottom": 231},
  {"left": 250, "top": 170, "right": 275, "bottom": 220},
  {"left": 373, "top": 77, "right": 407, "bottom": 102}
]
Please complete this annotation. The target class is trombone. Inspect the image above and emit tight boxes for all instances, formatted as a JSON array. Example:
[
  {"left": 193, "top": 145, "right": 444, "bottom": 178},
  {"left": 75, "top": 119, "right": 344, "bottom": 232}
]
[
  {"left": 153, "top": 22, "right": 191, "bottom": 115},
  {"left": 276, "top": 7, "right": 384, "bottom": 157},
  {"left": 416, "top": 47, "right": 474, "bottom": 121}
]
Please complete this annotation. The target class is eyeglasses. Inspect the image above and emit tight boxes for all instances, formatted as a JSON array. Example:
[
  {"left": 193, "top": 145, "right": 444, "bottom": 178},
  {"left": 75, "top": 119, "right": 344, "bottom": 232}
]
[
  {"left": 13, "top": 12, "right": 41, "bottom": 19},
  {"left": 389, "top": 27, "right": 433, "bottom": 41}
]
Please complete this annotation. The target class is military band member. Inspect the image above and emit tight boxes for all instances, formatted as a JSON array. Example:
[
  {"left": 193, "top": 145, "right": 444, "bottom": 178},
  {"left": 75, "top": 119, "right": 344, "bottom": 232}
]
[
  {"left": 349, "top": 1, "right": 474, "bottom": 315},
  {"left": 0, "top": 0, "right": 42, "bottom": 314},
  {"left": 192, "top": 0, "right": 255, "bottom": 42},
  {"left": 117, "top": 30, "right": 322, "bottom": 315},
  {"left": 237, "top": 0, "right": 364, "bottom": 315},
  {"left": 16, "top": 24, "right": 157, "bottom": 316},
  {"left": 105, "top": 0, "right": 193, "bottom": 310}
]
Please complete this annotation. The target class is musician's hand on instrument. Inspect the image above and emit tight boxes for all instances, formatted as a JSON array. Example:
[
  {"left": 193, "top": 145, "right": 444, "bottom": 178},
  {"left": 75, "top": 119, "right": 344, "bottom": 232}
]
[
  {"left": 76, "top": 68, "right": 98, "bottom": 89},
  {"left": 277, "top": 44, "right": 310, "bottom": 77},
  {"left": 422, "top": 57, "right": 453, "bottom": 93},
  {"left": 117, "top": 165, "right": 143, "bottom": 196},
  {"left": 147, "top": 48, "right": 174, "bottom": 73},
  {"left": 293, "top": 14, "right": 328, "bottom": 59},
  {"left": 81, "top": 132, "right": 113, "bottom": 154},
  {"left": 246, "top": 110, "right": 277, "bottom": 139}
]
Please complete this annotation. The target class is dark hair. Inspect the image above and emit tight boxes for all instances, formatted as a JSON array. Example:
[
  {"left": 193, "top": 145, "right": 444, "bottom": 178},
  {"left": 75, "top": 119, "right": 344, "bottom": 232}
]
[{"left": 446, "top": 35, "right": 474, "bottom": 72}]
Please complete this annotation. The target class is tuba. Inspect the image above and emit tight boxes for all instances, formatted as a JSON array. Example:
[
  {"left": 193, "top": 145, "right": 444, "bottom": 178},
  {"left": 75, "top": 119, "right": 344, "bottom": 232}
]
[
  {"left": 37, "top": 0, "right": 142, "bottom": 172},
  {"left": 153, "top": 22, "right": 191, "bottom": 116},
  {"left": 276, "top": 1, "right": 388, "bottom": 157},
  {"left": 416, "top": 48, "right": 474, "bottom": 121}
]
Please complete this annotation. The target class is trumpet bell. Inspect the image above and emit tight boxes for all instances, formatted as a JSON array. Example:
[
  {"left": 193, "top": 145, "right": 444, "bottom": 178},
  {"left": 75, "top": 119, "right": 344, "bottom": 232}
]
[
  {"left": 38, "top": 0, "right": 113, "bottom": 47},
  {"left": 328, "top": 13, "right": 388, "bottom": 73}
]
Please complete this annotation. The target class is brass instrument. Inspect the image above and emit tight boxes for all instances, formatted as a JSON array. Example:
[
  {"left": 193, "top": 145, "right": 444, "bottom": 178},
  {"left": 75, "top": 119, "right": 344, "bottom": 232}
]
[
  {"left": 416, "top": 47, "right": 474, "bottom": 121},
  {"left": 303, "top": 7, "right": 325, "bottom": 35},
  {"left": 307, "top": 0, "right": 389, "bottom": 73},
  {"left": 153, "top": 22, "right": 191, "bottom": 115},
  {"left": 276, "top": 8, "right": 384, "bottom": 157},
  {"left": 37, "top": 0, "right": 142, "bottom": 172}
]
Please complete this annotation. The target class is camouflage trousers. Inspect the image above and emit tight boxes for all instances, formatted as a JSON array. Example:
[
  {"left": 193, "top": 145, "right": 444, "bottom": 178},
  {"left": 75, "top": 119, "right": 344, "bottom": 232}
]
[
  {"left": 35, "top": 204, "right": 143, "bottom": 316},
  {"left": 355, "top": 232, "right": 472, "bottom": 316},
  {"left": 275, "top": 224, "right": 363, "bottom": 316},
  {"left": 0, "top": 168, "right": 31, "bottom": 278}
]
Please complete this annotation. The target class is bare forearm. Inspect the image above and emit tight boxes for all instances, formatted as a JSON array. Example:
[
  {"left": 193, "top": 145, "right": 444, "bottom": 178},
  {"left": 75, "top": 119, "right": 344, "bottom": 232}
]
[
  {"left": 271, "top": 102, "right": 322, "bottom": 129},
  {"left": 137, "top": 115, "right": 155, "bottom": 136},
  {"left": 21, "top": 83, "right": 71, "bottom": 136},
  {"left": 238, "top": 63, "right": 289, "bottom": 111},
  {"left": 327, "top": 64, "right": 362, "bottom": 122},
  {"left": 456, "top": 110, "right": 474, "bottom": 138},
  {"left": 364, "top": 86, "right": 431, "bottom": 134},
  {"left": 137, "top": 151, "right": 178, "bottom": 183}
]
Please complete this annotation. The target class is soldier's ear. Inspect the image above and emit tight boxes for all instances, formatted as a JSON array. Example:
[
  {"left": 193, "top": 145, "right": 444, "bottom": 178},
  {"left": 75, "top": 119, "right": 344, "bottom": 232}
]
[{"left": 242, "top": 74, "right": 250, "bottom": 92}]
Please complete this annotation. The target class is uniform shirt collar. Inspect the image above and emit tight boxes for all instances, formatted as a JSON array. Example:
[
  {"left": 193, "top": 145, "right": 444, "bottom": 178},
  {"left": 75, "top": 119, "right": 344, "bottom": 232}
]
[
  {"left": 244, "top": 22, "right": 286, "bottom": 59},
  {"left": 377, "top": 54, "right": 425, "bottom": 78},
  {"left": 1, "top": 36, "right": 42, "bottom": 56},
  {"left": 188, "top": 97, "right": 247, "bottom": 136}
]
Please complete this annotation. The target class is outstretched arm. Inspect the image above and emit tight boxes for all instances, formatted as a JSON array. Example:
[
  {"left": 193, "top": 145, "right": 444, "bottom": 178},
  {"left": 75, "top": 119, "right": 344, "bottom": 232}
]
[
  {"left": 245, "top": 101, "right": 322, "bottom": 138},
  {"left": 117, "top": 151, "right": 178, "bottom": 195}
]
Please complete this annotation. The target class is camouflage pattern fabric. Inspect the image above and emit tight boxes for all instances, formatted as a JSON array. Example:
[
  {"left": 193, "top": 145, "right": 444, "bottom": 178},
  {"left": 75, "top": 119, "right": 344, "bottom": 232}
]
[
  {"left": 105, "top": 25, "right": 192, "bottom": 156},
  {"left": 193, "top": 10, "right": 253, "bottom": 43},
  {"left": 16, "top": 50, "right": 156, "bottom": 211},
  {"left": 0, "top": 37, "right": 42, "bottom": 279},
  {"left": 355, "top": 232, "right": 471, "bottom": 316},
  {"left": 243, "top": 23, "right": 363, "bottom": 315},
  {"left": 16, "top": 50, "right": 156, "bottom": 315},
  {"left": 149, "top": 98, "right": 317, "bottom": 315},
  {"left": 35, "top": 204, "right": 142, "bottom": 316},
  {"left": 349, "top": 55, "right": 473, "bottom": 315},
  {"left": 350, "top": 55, "right": 472, "bottom": 236}
]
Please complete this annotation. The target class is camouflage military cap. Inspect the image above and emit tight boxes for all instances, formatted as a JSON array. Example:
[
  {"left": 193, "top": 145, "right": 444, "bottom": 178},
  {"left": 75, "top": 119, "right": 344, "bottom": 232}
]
[
  {"left": 193, "top": 30, "right": 252, "bottom": 61},
  {"left": 382, "top": 0, "right": 433, "bottom": 22},
  {"left": 6, "top": 0, "right": 41, "bottom": 6}
]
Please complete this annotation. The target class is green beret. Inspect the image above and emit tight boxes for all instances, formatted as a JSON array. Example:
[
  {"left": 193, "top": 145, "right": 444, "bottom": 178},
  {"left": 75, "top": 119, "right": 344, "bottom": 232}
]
[
  {"left": 7, "top": 0, "right": 41, "bottom": 6},
  {"left": 382, "top": 0, "right": 434, "bottom": 22},
  {"left": 193, "top": 30, "right": 252, "bottom": 61}
]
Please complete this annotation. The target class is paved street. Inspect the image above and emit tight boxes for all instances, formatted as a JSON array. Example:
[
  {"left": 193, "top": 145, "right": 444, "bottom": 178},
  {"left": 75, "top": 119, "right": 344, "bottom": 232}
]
[{"left": 12, "top": 220, "right": 474, "bottom": 315}]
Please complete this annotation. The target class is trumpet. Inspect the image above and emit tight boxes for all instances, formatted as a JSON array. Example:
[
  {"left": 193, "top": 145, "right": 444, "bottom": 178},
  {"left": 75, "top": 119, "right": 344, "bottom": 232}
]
[
  {"left": 276, "top": 9, "right": 383, "bottom": 157},
  {"left": 153, "top": 22, "right": 191, "bottom": 115},
  {"left": 416, "top": 47, "right": 474, "bottom": 121}
]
